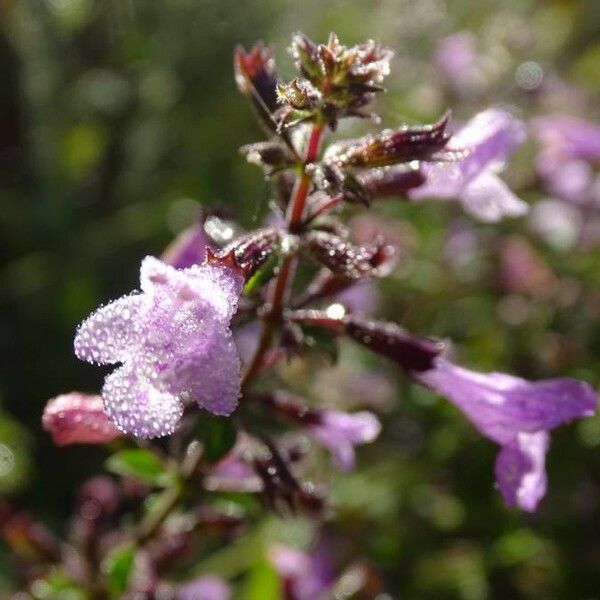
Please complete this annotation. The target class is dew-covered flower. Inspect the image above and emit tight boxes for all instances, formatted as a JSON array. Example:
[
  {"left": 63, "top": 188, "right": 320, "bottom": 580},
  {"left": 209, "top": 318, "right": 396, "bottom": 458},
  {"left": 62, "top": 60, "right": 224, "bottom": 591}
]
[
  {"left": 74, "top": 256, "right": 243, "bottom": 438},
  {"left": 417, "top": 358, "right": 597, "bottom": 511},
  {"left": 42, "top": 393, "right": 120, "bottom": 446},
  {"left": 178, "top": 575, "right": 231, "bottom": 600},
  {"left": 307, "top": 409, "right": 381, "bottom": 471},
  {"left": 409, "top": 108, "right": 528, "bottom": 222}
]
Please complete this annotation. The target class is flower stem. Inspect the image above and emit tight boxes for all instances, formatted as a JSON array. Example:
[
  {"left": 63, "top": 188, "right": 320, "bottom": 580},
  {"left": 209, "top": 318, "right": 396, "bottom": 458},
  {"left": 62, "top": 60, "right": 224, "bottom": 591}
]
[
  {"left": 241, "top": 122, "right": 324, "bottom": 390},
  {"left": 134, "top": 441, "right": 204, "bottom": 546}
]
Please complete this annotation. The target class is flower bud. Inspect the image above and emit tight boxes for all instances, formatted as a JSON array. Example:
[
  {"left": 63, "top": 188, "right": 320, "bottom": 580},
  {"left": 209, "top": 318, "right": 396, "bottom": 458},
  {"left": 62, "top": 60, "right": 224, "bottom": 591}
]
[
  {"left": 277, "top": 78, "right": 322, "bottom": 110},
  {"left": 209, "top": 227, "right": 280, "bottom": 279},
  {"left": 304, "top": 230, "right": 395, "bottom": 279},
  {"left": 234, "top": 42, "right": 279, "bottom": 132},
  {"left": 345, "top": 315, "right": 444, "bottom": 372},
  {"left": 239, "top": 141, "right": 295, "bottom": 173},
  {"left": 325, "top": 112, "right": 452, "bottom": 168},
  {"left": 355, "top": 163, "right": 426, "bottom": 201},
  {"left": 42, "top": 393, "right": 120, "bottom": 446}
]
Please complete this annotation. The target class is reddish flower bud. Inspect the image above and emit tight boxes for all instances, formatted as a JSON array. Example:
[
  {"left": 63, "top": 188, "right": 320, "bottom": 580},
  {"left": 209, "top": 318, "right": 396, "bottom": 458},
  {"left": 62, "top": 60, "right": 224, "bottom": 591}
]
[
  {"left": 355, "top": 163, "right": 426, "bottom": 201},
  {"left": 345, "top": 315, "right": 444, "bottom": 372},
  {"left": 304, "top": 230, "right": 395, "bottom": 279},
  {"left": 234, "top": 42, "right": 279, "bottom": 132},
  {"left": 42, "top": 393, "right": 120, "bottom": 446},
  {"left": 240, "top": 141, "right": 295, "bottom": 174},
  {"left": 287, "top": 310, "right": 443, "bottom": 372},
  {"left": 208, "top": 227, "right": 280, "bottom": 280},
  {"left": 326, "top": 113, "right": 452, "bottom": 169}
]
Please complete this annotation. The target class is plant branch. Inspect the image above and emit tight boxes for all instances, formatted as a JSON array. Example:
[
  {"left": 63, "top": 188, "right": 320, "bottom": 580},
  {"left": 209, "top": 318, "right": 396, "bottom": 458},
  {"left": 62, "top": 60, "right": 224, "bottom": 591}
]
[{"left": 241, "top": 121, "right": 325, "bottom": 390}]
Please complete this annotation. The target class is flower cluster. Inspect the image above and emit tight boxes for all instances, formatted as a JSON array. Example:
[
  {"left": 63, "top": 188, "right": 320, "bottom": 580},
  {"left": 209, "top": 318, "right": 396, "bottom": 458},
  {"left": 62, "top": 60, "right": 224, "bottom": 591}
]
[{"left": 29, "top": 30, "right": 598, "bottom": 600}]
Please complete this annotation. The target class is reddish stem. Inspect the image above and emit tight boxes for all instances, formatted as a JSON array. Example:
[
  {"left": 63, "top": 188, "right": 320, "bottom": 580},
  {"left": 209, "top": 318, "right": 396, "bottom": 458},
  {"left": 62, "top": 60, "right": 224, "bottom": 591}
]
[
  {"left": 287, "top": 122, "right": 324, "bottom": 232},
  {"left": 241, "top": 122, "right": 324, "bottom": 390}
]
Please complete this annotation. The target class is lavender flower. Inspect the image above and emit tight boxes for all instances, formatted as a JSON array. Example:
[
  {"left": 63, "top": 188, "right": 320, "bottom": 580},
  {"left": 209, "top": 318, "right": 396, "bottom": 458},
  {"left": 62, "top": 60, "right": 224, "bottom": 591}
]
[
  {"left": 417, "top": 358, "right": 597, "bottom": 511},
  {"left": 42, "top": 393, "right": 120, "bottom": 446},
  {"left": 435, "top": 32, "right": 478, "bottom": 85},
  {"left": 161, "top": 223, "right": 208, "bottom": 269},
  {"left": 178, "top": 575, "right": 231, "bottom": 600},
  {"left": 269, "top": 542, "right": 335, "bottom": 600},
  {"left": 74, "top": 256, "right": 243, "bottom": 438},
  {"left": 308, "top": 409, "right": 381, "bottom": 471},
  {"left": 531, "top": 115, "right": 600, "bottom": 204},
  {"left": 409, "top": 109, "right": 528, "bottom": 222}
]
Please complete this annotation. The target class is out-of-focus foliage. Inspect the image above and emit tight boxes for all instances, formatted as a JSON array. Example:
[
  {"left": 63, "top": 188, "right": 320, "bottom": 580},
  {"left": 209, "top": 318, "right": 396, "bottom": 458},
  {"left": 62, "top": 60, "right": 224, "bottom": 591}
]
[{"left": 1, "top": 0, "right": 600, "bottom": 598}]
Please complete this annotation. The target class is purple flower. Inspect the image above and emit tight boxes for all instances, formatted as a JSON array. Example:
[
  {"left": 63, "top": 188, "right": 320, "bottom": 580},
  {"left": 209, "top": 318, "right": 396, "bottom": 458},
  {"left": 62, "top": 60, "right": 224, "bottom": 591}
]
[
  {"left": 531, "top": 115, "right": 600, "bottom": 204},
  {"left": 531, "top": 115, "right": 600, "bottom": 162},
  {"left": 435, "top": 32, "right": 478, "bottom": 84},
  {"left": 417, "top": 359, "right": 597, "bottom": 511},
  {"left": 74, "top": 256, "right": 243, "bottom": 438},
  {"left": 308, "top": 409, "right": 381, "bottom": 471},
  {"left": 161, "top": 223, "right": 208, "bottom": 269},
  {"left": 177, "top": 575, "right": 231, "bottom": 600},
  {"left": 409, "top": 109, "right": 528, "bottom": 222},
  {"left": 269, "top": 542, "right": 335, "bottom": 600}
]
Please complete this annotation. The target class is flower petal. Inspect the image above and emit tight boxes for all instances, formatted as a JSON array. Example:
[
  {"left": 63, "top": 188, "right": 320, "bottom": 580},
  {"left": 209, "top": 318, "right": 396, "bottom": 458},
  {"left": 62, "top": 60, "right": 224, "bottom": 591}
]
[
  {"left": 161, "top": 224, "right": 208, "bottom": 269},
  {"left": 140, "top": 256, "right": 243, "bottom": 324},
  {"left": 409, "top": 109, "right": 526, "bottom": 221},
  {"left": 186, "top": 263, "right": 244, "bottom": 323},
  {"left": 178, "top": 576, "right": 231, "bottom": 600},
  {"left": 460, "top": 172, "right": 529, "bottom": 222},
  {"left": 452, "top": 108, "right": 526, "bottom": 182},
  {"left": 418, "top": 359, "right": 597, "bottom": 445},
  {"left": 74, "top": 294, "right": 145, "bottom": 365},
  {"left": 531, "top": 115, "right": 600, "bottom": 161},
  {"left": 309, "top": 410, "right": 381, "bottom": 471},
  {"left": 495, "top": 431, "right": 549, "bottom": 512},
  {"left": 101, "top": 365, "right": 183, "bottom": 438},
  {"left": 167, "top": 327, "right": 241, "bottom": 417}
]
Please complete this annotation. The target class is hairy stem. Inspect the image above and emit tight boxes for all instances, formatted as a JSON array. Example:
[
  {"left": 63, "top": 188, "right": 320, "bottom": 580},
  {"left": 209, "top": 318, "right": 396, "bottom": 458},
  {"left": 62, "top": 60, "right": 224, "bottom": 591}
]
[{"left": 241, "top": 122, "right": 324, "bottom": 390}]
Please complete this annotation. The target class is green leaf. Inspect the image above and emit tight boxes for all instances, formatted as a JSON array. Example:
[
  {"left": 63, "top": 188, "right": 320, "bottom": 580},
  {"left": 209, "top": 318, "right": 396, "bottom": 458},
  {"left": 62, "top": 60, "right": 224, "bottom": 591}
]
[
  {"left": 197, "top": 415, "right": 237, "bottom": 463},
  {"left": 303, "top": 325, "right": 339, "bottom": 364},
  {"left": 244, "top": 254, "right": 278, "bottom": 295},
  {"left": 102, "top": 544, "right": 135, "bottom": 598},
  {"left": 106, "top": 449, "right": 171, "bottom": 486},
  {"left": 242, "top": 557, "right": 281, "bottom": 600}
]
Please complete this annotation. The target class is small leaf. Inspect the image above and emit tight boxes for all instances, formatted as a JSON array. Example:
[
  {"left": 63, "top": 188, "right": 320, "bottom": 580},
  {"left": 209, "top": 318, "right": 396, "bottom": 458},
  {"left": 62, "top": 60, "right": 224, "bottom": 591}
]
[
  {"left": 106, "top": 449, "right": 171, "bottom": 486},
  {"left": 244, "top": 254, "right": 278, "bottom": 295},
  {"left": 197, "top": 416, "right": 237, "bottom": 463},
  {"left": 102, "top": 544, "right": 135, "bottom": 598},
  {"left": 242, "top": 556, "right": 281, "bottom": 600}
]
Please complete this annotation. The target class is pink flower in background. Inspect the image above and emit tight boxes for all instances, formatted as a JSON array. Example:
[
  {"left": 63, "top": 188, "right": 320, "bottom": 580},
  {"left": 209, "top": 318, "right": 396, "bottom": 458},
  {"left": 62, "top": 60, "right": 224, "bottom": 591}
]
[
  {"left": 410, "top": 109, "right": 528, "bottom": 222},
  {"left": 178, "top": 575, "right": 231, "bottom": 600},
  {"left": 418, "top": 358, "right": 597, "bottom": 511},
  {"left": 531, "top": 115, "right": 600, "bottom": 205},
  {"left": 435, "top": 32, "right": 478, "bottom": 84},
  {"left": 270, "top": 542, "right": 336, "bottom": 600},
  {"left": 308, "top": 409, "right": 381, "bottom": 471},
  {"left": 42, "top": 393, "right": 120, "bottom": 446},
  {"left": 74, "top": 256, "right": 243, "bottom": 438}
]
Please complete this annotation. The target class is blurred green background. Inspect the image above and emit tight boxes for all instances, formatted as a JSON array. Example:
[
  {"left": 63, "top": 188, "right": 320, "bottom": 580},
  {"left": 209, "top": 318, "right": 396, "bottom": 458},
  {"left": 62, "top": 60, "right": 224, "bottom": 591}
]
[{"left": 1, "top": 0, "right": 600, "bottom": 597}]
